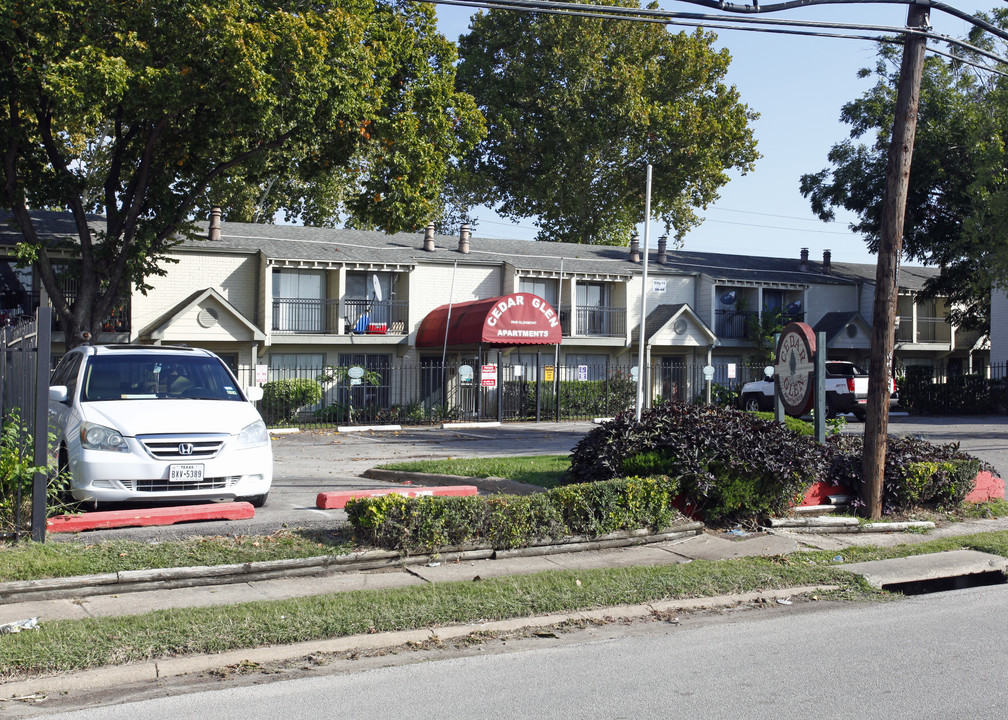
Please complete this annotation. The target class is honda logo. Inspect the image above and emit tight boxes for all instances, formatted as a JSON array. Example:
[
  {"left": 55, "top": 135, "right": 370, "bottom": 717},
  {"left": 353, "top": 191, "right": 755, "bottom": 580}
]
[{"left": 178, "top": 443, "right": 194, "bottom": 456}]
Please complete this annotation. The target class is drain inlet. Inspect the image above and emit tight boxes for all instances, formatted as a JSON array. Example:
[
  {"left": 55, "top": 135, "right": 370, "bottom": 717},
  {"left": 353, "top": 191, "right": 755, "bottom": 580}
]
[{"left": 883, "top": 571, "right": 1007, "bottom": 596}]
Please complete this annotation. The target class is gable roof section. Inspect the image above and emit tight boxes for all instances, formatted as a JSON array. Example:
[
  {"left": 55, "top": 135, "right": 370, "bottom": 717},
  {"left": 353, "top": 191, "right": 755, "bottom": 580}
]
[
  {"left": 630, "top": 303, "right": 716, "bottom": 346},
  {"left": 813, "top": 311, "right": 872, "bottom": 349},
  {"left": 136, "top": 287, "right": 265, "bottom": 343}
]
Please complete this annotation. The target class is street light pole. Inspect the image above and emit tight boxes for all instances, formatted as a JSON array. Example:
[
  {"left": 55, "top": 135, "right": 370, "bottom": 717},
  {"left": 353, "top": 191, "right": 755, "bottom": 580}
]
[{"left": 635, "top": 165, "right": 652, "bottom": 422}]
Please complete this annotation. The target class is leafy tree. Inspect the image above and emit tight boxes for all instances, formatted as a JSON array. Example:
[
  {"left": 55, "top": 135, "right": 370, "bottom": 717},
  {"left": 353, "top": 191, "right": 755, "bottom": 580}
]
[
  {"left": 455, "top": 1, "right": 759, "bottom": 245},
  {"left": 800, "top": 39, "right": 1008, "bottom": 333},
  {"left": 1, "top": 0, "right": 483, "bottom": 347}
]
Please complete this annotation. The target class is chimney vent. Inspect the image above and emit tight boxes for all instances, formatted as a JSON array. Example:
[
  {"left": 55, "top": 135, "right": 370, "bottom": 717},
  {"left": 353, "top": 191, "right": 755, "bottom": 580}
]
[
  {"left": 822, "top": 249, "right": 832, "bottom": 275},
  {"left": 799, "top": 247, "right": 810, "bottom": 272},
  {"left": 423, "top": 224, "right": 436, "bottom": 252},
  {"left": 657, "top": 236, "right": 668, "bottom": 264},
  {"left": 208, "top": 207, "right": 222, "bottom": 241},
  {"left": 629, "top": 232, "right": 640, "bottom": 263},
  {"left": 458, "top": 224, "right": 471, "bottom": 254}
]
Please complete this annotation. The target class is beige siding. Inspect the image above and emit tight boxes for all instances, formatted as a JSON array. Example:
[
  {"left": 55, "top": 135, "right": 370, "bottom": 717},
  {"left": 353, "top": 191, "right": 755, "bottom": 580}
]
[
  {"left": 805, "top": 284, "right": 858, "bottom": 328},
  {"left": 991, "top": 288, "right": 1008, "bottom": 365},
  {"left": 132, "top": 251, "right": 257, "bottom": 335}
]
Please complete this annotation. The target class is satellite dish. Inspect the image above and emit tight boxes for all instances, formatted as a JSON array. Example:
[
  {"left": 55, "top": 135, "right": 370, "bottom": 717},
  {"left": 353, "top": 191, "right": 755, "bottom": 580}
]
[
  {"left": 371, "top": 274, "right": 383, "bottom": 302},
  {"left": 720, "top": 290, "right": 737, "bottom": 306}
]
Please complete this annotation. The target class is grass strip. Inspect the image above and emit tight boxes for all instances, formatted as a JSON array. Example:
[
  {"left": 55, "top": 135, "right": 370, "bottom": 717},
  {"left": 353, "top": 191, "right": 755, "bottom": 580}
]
[
  {"left": 4, "top": 530, "right": 1008, "bottom": 680},
  {"left": 0, "top": 555, "right": 863, "bottom": 679},
  {"left": 375, "top": 454, "right": 570, "bottom": 489},
  {"left": 0, "top": 529, "right": 353, "bottom": 582}
]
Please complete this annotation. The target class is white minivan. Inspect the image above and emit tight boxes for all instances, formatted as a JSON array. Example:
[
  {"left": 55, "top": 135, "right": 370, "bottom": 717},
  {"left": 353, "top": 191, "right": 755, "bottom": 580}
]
[{"left": 48, "top": 345, "right": 272, "bottom": 507}]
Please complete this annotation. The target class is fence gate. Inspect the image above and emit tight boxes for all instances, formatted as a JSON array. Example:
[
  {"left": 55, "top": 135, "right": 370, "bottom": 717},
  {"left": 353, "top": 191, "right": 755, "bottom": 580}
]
[{"left": 0, "top": 306, "right": 52, "bottom": 541}]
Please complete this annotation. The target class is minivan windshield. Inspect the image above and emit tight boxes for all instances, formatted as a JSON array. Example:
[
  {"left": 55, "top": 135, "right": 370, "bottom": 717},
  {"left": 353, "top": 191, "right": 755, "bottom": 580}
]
[{"left": 81, "top": 355, "right": 244, "bottom": 402}]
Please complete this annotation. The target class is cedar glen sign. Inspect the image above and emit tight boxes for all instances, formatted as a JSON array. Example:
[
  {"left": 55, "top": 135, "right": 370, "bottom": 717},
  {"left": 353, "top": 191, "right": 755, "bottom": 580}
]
[{"left": 486, "top": 294, "right": 560, "bottom": 340}]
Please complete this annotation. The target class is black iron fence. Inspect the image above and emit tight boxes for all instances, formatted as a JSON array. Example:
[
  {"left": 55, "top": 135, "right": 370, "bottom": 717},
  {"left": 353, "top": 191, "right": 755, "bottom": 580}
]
[
  {"left": 0, "top": 308, "right": 52, "bottom": 540},
  {"left": 897, "top": 362, "right": 1008, "bottom": 415},
  {"left": 251, "top": 359, "right": 775, "bottom": 428}
]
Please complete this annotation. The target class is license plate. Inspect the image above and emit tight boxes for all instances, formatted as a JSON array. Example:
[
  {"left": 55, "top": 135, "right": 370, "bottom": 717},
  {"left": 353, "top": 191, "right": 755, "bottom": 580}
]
[{"left": 169, "top": 464, "right": 204, "bottom": 482}]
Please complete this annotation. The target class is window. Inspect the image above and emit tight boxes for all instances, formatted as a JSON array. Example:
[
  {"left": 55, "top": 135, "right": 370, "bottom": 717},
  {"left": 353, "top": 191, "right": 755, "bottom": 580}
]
[
  {"left": 272, "top": 269, "right": 325, "bottom": 332},
  {"left": 519, "top": 277, "right": 558, "bottom": 308},
  {"left": 576, "top": 282, "right": 610, "bottom": 335},
  {"left": 346, "top": 272, "right": 394, "bottom": 328},
  {"left": 336, "top": 353, "right": 391, "bottom": 409},
  {"left": 268, "top": 353, "right": 325, "bottom": 381}
]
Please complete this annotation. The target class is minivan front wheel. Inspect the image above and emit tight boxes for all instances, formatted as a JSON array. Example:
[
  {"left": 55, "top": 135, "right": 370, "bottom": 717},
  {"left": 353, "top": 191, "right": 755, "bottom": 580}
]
[{"left": 242, "top": 493, "right": 269, "bottom": 508}]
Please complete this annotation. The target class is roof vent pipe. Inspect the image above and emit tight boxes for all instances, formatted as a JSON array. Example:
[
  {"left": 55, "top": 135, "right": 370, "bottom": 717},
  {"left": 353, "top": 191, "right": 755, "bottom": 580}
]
[
  {"left": 458, "top": 224, "right": 470, "bottom": 254},
  {"left": 822, "top": 249, "right": 832, "bottom": 275},
  {"left": 423, "top": 224, "right": 436, "bottom": 252},
  {"left": 208, "top": 207, "right": 222, "bottom": 241},
  {"left": 629, "top": 232, "right": 640, "bottom": 263},
  {"left": 799, "top": 247, "right": 810, "bottom": 272},
  {"left": 657, "top": 235, "right": 668, "bottom": 264}
]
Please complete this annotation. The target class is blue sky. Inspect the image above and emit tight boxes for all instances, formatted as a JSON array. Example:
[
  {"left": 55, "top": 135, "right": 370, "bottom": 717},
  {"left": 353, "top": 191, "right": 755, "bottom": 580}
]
[{"left": 436, "top": 0, "right": 997, "bottom": 266}]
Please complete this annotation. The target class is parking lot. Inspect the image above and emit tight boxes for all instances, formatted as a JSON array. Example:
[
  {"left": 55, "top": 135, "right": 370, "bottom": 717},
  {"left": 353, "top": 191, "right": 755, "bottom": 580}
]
[{"left": 50, "top": 415, "right": 1008, "bottom": 542}]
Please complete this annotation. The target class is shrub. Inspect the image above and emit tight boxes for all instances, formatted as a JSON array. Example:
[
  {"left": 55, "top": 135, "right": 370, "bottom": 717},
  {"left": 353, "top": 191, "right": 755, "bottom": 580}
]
[
  {"left": 566, "top": 402, "right": 825, "bottom": 524},
  {"left": 261, "top": 378, "right": 322, "bottom": 425},
  {"left": 750, "top": 411, "right": 814, "bottom": 436},
  {"left": 822, "top": 434, "right": 991, "bottom": 513},
  {"left": 344, "top": 476, "right": 682, "bottom": 553},
  {"left": 0, "top": 412, "right": 69, "bottom": 533}
]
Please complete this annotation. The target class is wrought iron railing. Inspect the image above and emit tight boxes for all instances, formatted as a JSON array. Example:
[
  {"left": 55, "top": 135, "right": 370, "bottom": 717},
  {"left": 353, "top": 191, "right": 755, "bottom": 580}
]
[{"left": 559, "top": 305, "right": 626, "bottom": 337}]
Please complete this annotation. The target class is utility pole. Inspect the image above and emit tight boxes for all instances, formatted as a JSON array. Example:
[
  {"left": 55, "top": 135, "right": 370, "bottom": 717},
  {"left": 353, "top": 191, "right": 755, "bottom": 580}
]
[{"left": 863, "top": 3, "right": 929, "bottom": 520}]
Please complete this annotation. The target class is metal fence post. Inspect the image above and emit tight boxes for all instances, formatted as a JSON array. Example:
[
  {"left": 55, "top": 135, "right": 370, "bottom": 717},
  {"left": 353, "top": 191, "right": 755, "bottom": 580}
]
[{"left": 31, "top": 305, "right": 51, "bottom": 542}]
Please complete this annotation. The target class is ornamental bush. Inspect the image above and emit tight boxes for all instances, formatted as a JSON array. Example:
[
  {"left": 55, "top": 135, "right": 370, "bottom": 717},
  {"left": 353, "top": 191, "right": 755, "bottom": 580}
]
[
  {"left": 566, "top": 402, "right": 825, "bottom": 524},
  {"left": 822, "top": 433, "right": 990, "bottom": 513},
  {"left": 261, "top": 378, "right": 323, "bottom": 425},
  {"left": 344, "top": 476, "right": 683, "bottom": 553}
]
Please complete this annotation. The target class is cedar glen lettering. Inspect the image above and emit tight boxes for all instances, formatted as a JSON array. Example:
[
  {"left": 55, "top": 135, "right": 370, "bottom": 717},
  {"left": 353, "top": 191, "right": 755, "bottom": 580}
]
[{"left": 486, "top": 295, "right": 559, "bottom": 339}]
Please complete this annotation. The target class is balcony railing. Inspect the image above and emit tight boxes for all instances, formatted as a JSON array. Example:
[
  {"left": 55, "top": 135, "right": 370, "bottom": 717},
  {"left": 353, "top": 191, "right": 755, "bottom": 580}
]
[
  {"left": 272, "top": 297, "right": 409, "bottom": 335},
  {"left": 272, "top": 298, "right": 340, "bottom": 333},
  {"left": 344, "top": 299, "right": 408, "bottom": 334},
  {"left": 25, "top": 290, "right": 130, "bottom": 333},
  {"left": 896, "top": 316, "right": 951, "bottom": 344},
  {"left": 715, "top": 309, "right": 757, "bottom": 339},
  {"left": 560, "top": 305, "right": 626, "bottom": 337}
]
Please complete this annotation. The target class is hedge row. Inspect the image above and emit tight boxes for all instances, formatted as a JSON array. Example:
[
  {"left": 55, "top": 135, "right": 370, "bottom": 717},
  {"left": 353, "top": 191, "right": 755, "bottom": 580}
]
[{"left": 344, "top": 476, "right": 684, "bottom": 553}]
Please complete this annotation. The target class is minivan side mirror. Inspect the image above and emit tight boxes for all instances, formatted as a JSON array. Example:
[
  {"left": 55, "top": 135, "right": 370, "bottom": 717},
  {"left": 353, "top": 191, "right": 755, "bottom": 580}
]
[
  {"left": 49, "top": 385, "right": 69, "bottom": 403},
  {"left": 245, "top": 386, "right": 264, "bottom": 402}
]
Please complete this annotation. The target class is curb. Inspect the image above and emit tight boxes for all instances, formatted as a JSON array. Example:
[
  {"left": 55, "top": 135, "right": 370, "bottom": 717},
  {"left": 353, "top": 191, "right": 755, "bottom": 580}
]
[
  {"left": 336, "top": 424, "right": 403, "bottom": 433},
  {"left": 46, "top": 503, "right": 255, "bottom": 534},
  {"left": 0, "top": 523, "right": 704, "bottom": 605},
  {"left": 316, "top": 485, "right": 479, "bottom": 510},
  {"left": 362, "top": 468, "right": 543, "bottom": 496},
  {"left": 0, "top": 583, "right": 835, "bottom": 699}
]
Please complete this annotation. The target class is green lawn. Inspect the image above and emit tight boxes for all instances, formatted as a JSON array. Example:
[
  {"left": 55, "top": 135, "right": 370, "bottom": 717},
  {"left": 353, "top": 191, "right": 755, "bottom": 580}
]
[
  {"left": 4, "top": 531, "right": 1008, "bottom": 680},
  {"left": 376, "top": 454, "right": 571, "bottom": 489}
]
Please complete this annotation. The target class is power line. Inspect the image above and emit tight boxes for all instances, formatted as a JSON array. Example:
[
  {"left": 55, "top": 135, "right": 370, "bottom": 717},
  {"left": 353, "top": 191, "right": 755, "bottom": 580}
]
[{"left": 425, "top": 0, "right": 1008, "bottom": 72}]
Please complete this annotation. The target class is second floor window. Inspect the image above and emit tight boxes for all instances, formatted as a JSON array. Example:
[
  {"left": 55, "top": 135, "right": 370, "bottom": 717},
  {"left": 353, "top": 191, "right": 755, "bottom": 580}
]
[{"left": 519, "top": 277, "right": 558, "bottom": 308}]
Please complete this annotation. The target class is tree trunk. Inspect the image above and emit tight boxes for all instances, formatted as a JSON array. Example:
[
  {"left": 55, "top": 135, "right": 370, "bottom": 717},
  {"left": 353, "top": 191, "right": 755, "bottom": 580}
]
[{"left": 862, "top": 5, "right": 929, "bottom": 520}]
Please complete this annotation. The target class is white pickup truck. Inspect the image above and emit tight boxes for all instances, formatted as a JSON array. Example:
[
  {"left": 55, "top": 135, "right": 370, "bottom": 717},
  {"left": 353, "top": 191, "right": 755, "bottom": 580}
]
[{"left": 739, "top": 360, "right": 898, "bottom": 421}]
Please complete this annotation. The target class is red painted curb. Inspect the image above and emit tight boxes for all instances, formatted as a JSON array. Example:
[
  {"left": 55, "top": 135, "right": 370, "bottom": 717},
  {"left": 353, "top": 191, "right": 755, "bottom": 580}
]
[
  {"left": 964, "top": 471, "right": 1005, "bottom": 504},
  {"left": 317, "top": 485, "right": 479, "bottom": 510},
  {"left": 46, "top": 502, "right": 255, "bottom": 533}
]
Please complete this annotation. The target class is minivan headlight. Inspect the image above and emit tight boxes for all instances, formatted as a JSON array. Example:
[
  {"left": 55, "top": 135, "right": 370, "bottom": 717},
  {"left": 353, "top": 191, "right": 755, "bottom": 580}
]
[
  {"left": 80, "top": 422, "right": 130, "bottom": 452},
  {"left": 236, "top": 419, "right": 269, "bottom": 448}
]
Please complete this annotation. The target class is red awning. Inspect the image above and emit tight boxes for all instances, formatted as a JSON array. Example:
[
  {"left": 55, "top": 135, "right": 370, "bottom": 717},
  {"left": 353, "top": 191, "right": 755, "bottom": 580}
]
[{"left": 416, "top": 292, "right": 563, "bottom": 348}]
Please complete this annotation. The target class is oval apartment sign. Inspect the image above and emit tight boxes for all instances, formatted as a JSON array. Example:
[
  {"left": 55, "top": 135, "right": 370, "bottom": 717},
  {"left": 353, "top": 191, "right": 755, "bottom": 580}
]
[{"left": 774, "top": 321, "right": 817, "bottom": 417}]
